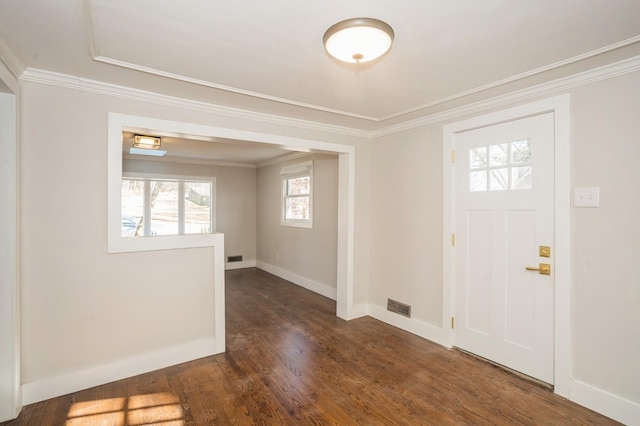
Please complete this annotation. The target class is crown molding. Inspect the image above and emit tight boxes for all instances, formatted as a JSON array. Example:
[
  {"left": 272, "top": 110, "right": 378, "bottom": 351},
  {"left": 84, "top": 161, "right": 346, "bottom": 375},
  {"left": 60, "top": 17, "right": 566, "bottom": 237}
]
[
  {"left": 93, "top": 55, "right": 380, "bottom": 123},
  {"left": 80, "top": 0, "right": 99, "bottom": 59},
  {"left": 6, "top": 0, "right": 640, "bottom": 131},
  {"left": 19, "top": 68, "right": 367, "bottom": 138},
  {"left": 89, "top": 37, "right": 640, "bottom": 125},
  {"left": 380, "top": 35, "right": 640, "bottom": 121},
  {"left": 0, "top": 34, "right": 25, "bottom": 81},
  {"left": 80, "top": 1, "right": 376, "bottom": 123},
  {"left": 81, "top": 0, "right": 640, "bottom": 125},
  {"left": 371, "top": 54, "right": 640, "bottom": 138},
  {"left": 19, "top": 53, "right": 640, "bottom": 140}
]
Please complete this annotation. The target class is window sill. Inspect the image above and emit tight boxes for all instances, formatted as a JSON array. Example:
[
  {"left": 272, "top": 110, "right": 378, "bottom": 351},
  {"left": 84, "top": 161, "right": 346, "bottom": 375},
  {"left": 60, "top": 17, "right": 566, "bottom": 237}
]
[
  {"left": 108, "top": 232, "right": 223, "bottom": 253},
  {"left": 281, "top": 220, "right": 313, "bottom": 229}
]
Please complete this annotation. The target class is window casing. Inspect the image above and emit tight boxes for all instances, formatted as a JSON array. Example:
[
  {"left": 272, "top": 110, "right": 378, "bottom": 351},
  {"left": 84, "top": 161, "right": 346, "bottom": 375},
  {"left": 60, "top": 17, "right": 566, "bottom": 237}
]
[
  {"left": 121, "top": 174, "right": 215, "bottom": 237},
  {"left": 281, "top": 161, "right": 313, "bottom": 228}
]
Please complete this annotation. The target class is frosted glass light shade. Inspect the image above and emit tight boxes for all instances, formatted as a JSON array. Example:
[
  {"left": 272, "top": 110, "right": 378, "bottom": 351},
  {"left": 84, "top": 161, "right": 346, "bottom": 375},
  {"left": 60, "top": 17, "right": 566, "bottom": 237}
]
[
  {"left": 129, "top": 147, "right": 167, "bottom": 157},
  {"left": 323, "top": 18, "right": 394, "bottom": 63}
]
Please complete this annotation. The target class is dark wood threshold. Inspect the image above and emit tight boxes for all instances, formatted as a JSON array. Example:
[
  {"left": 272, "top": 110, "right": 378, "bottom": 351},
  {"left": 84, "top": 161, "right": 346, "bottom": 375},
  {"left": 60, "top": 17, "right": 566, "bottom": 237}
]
[{"left": 453, "top": 347, "right": 554, "bottom": 392}]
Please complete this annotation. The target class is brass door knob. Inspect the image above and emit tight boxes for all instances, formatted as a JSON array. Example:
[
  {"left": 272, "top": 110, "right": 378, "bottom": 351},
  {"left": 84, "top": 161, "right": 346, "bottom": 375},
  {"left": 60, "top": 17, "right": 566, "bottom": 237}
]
[{"left": 525, "top": 263, "right": 551, "bottom": 275}]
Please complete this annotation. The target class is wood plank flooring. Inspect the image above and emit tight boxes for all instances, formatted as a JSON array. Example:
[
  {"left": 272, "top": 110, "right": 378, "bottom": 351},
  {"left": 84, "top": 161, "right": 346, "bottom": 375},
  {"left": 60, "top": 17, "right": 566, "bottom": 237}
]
[{"left": 3, "top": 267, "right": 618, "bottom": 425}]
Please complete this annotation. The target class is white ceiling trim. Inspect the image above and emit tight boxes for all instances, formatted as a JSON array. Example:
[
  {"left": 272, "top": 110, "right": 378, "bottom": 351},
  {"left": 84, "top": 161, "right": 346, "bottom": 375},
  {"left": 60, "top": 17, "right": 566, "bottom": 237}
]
[
  {"left": 92, "top": 55, "right": 380, "bottom": 123},
  {"left": 80, "top": 0, "right": 640, "bottom": 123},
  {"left": 371, "top": 54, "right": 640, "bottom": 138},
  {"left": 380, "top": 35, "right": 640, "bottom": 122},
  {"left": 0, "top": 35, "right": 25, "bottom": 80},
  {"left": 79, "top": 0, "right": 377, "bottom": 123},
  {"left": 80, "top": 0, "right": 98, "bottom": 59},
  {"left": 19, "top": 54, "right": 640, "bottom": 140},
  {"left": 19, "top": 68, "right": 366, "bottom": 138}
]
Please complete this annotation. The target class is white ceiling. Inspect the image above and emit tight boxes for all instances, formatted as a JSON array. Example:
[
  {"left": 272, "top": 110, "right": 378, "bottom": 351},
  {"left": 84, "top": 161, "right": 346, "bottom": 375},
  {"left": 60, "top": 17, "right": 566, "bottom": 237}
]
[{"left": 1, "top": 0, "right": 639, "bottom": 132}]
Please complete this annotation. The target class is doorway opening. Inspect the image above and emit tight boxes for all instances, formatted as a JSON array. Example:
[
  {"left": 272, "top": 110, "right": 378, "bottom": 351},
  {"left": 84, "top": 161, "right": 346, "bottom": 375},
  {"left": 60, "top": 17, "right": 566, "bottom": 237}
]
[{"left": 107, "top": 113, "right": 357, "bottom": 328}]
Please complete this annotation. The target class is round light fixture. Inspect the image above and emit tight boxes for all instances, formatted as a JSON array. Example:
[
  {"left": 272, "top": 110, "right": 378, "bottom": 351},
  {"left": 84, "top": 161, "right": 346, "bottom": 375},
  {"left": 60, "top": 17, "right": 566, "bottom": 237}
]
[{"left": 323, "top": 18, "right": 394, "bottom": 64}]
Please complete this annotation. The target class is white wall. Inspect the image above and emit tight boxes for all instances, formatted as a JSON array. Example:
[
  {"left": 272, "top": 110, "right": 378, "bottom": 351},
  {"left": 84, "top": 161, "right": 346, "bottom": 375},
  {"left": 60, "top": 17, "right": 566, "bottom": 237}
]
[
  {"left": 13, "top": 61, "right": 640, "bottom": 422},
  {"left": 19, "top": 79, "right": 368, "bottom": 403},
  {"left": 123, "top": 159, "right": 257, "bottom": 268},
  {"left": 256, "top": 154, "right": 339, "bottom": 298},
  {"left": 370, "top": 126, "right": 443, "bottom": 326},
  {"left": 20, "top": 85, "right": 219, "bottom": 402},
  {"left": 570, "top": 72, "right": 640, "bottom": 404},
  {"left": 368, "top": 71, "right": 640, "bottom": 422}
]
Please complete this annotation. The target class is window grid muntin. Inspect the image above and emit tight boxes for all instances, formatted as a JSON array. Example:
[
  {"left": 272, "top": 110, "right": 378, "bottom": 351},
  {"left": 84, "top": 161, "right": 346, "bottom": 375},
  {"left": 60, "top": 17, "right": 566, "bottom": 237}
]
[
  {"left": 283, "top": 174, "right": 311, "bottom": 221},
  {"left": 281, "top": 163, "right": 313, "bottom": 227},
  {"left": 469, "top": 139, "right": 532, "bottom": 192},
  {"left": 121, "top": 177, "right": 213, "bottom": 237}
]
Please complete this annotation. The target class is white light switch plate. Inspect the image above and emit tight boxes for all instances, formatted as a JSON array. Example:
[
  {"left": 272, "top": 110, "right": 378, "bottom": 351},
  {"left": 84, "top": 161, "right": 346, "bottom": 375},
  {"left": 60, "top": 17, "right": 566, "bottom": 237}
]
[{"left": 574, "top": 187, "right": 600, "bottom": 207}]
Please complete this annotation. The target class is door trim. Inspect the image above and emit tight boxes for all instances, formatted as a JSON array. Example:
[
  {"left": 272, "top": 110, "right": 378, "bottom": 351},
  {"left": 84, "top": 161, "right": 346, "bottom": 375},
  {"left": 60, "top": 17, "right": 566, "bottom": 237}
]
[
  {"left": 107, "top": 113, "right": 356, "bottom": 321},
  {"left": 442, "top": 94, "right": 571, "bottom": 397},
  {"left": 0, "top": 90, "right": 21, "bottom": 420}
]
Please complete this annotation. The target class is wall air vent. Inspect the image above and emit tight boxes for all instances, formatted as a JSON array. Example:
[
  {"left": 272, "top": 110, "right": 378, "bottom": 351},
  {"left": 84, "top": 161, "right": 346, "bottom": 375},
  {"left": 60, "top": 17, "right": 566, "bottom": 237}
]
[
  {"left": 227, "top": 255, "right": 243, "bottom": 263},
  {"left": 387, "top": 299, "right": 411, "bottom": 318}
]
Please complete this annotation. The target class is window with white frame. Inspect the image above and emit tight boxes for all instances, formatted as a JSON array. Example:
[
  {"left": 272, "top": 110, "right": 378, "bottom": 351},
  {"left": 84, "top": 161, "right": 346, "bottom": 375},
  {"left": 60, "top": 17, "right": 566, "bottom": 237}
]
[
  {"left": 121, "top": 175, "right": 215, "bottom": 237},
  {"left": 281, "top": 161, "right": 313, "bottom": 228}
]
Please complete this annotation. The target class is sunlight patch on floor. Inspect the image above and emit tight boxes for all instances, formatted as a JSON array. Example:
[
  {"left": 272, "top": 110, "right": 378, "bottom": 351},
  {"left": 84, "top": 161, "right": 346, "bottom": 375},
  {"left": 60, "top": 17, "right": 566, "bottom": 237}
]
[{"left": 66, "top": 392, "right": 184, "bottom": 426}]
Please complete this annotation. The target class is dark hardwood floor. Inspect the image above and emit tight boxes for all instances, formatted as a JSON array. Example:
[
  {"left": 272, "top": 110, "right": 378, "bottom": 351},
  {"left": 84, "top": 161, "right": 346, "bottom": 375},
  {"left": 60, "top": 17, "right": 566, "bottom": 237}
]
[{"left": 4, "top": 267, "right": 618, "bottom": 425}]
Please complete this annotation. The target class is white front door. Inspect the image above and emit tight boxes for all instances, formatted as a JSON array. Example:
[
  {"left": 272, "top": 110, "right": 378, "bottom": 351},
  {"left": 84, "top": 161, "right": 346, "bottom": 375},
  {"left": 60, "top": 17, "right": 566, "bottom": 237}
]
[{"left": 454, "top": 112, "right": 555, "bottom": 384}]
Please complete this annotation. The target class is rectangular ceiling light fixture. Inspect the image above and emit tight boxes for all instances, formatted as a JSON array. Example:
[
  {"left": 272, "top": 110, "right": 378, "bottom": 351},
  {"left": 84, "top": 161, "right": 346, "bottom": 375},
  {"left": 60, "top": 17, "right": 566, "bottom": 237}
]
[
  {"left": 130, "top": 134, "right": 166, "bottom": 156},
  {"left": 133, "top": 135, "right": 161, "bottom": 149}
]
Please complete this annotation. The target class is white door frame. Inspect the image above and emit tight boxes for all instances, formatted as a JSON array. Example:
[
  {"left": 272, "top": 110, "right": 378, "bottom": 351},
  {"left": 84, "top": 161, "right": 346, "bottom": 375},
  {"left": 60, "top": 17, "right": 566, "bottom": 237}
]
[
  {"left": 107, "top": 113, "right": 356, "bottom": 321},
  {"left": 0, "top": 88, "right": 21, "bottom": 420},
  {"left": 442, "top": 94, "right": 571, "bottom": 397}
]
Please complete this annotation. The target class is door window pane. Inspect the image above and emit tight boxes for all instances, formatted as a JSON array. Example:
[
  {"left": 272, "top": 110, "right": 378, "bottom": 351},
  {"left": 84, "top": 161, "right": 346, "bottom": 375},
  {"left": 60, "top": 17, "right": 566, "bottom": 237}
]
[
  {"left": 468, "top": 139, "right": 533, "bottom": 193},
  {"left": 511, "top": 140, "right": 531, "bottom": 164},
  {"left": 490, "top": 143, "right": 508, "bottom": 166},
  {"left": 470, "top": 171, "right": 488, "bottom": 192},
  {"left": 470, "top": 147, "right": 488, "bottom": 169},
  {"left": 490, "top": 168, "right": 509, "bottom": 191},
  {"left": 511, "top": 166, "right": 532, "bottom": 190}
]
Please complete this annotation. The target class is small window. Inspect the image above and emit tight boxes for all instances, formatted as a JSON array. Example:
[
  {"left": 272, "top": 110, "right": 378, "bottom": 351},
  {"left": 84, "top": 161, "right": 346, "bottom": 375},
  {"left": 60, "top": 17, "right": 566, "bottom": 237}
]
[
  {"left": 121, "top": 176, "right": 215, "bottom": 237},
  {"left": 281, "top": 161, "right": 312, "bottom": 228},
  {"left": 469, "top": 139, "right": 532, "bottom": 192}
]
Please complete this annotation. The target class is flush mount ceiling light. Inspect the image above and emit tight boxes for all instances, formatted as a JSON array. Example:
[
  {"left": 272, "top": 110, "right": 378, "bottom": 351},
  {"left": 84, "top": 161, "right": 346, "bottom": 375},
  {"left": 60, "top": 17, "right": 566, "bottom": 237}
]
[
  {"left": 130, "top": 135, "right": 166, "bottom": 157},
  {"left": 323, "top": 17, "right": 394, "bottom": 64},
  {"left": 133, "top": 135, "right": 161, "bottom": 149}
]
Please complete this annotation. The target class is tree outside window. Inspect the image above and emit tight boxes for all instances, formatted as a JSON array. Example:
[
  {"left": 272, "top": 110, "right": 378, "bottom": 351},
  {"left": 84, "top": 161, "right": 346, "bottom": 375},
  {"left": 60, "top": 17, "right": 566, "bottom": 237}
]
[
  {"left": 121, "top": 177, "right": 214, "bottom": 237},
  {"left": 281, "top": 161, "right": 312, "bottom": 228}
]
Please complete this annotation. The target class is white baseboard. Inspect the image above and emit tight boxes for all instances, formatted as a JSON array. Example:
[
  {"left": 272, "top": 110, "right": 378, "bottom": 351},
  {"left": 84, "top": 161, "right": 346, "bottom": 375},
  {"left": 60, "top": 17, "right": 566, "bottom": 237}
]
[
  {"left": 225, "top": 259, "right": 256, "bottom": 270},
  {"left": 255, "top": 261, "right": 337, "bottom": 300},
  {"left": 368, "top": 304, "right": 451, "bottom": 348},
  {"left": 367, "top": 303, "right": 640, "bottom": 424},
  {"left": 349, "top": 303, "right": 370, "bottom": 320},
  {"left": 22, "top": 337, "right": 222, "bottom": 405},
  {"left": 571, "top": 379, "right": 640, "bottom": 425}
]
